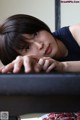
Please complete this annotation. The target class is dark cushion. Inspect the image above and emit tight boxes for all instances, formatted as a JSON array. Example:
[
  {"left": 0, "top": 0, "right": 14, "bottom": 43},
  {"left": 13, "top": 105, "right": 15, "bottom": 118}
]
[
  {"left": 0, "top": 73, "right": 80, "bottom": 95},
  {"left": 0, "top": 73, "right": 80, "bottom": 116}
]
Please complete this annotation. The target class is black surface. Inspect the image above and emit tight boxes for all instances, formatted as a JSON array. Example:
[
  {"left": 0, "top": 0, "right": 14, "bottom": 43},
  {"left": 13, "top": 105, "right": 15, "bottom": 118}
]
[
  {"left": 0, "top": 73, "right": 80, "bottom": 118},
  {"left": 0, "top": 73, "right": 80, "bottom": 95}
]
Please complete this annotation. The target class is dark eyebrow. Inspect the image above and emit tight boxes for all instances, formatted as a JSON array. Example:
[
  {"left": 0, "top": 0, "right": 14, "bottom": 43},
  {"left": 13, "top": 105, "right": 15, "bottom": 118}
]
[{"left": 23, "top": 33, "right": 37, "bottom": 40}]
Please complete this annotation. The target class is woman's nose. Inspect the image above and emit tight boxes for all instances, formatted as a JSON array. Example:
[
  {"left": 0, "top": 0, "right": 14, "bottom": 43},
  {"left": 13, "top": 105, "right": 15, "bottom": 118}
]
[{"left": 35, "top": 41, "right": 44, "bottom": 49}]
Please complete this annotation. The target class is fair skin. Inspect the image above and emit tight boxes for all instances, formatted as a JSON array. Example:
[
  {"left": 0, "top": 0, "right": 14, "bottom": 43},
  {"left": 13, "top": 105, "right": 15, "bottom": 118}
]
[{"left": 0, "top": 23, "right": 80, "bottom": 73}]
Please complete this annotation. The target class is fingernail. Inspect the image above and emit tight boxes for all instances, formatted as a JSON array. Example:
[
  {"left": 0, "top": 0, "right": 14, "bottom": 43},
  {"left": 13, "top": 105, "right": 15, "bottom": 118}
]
[
  {"left": 35, "top": 68, "right": 40, "bottom": 72},
  {"left": 2, "top": 69, "right": 5, "bottom": 73},
  {"left": 25, "top": 68, "right": 32, "bottom": 73},
  {"left": 38, "top": 59, "right": 44, "bottom": 65}
]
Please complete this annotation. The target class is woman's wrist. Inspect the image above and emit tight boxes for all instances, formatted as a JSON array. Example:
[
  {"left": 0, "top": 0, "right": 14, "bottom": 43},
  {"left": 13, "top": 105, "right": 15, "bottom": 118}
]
[
  {"left": 61, "top": 62, "right": 69, "bottom": 72},
  {"left": 56, "top": 62, "right": 68, "bottom": 72}
]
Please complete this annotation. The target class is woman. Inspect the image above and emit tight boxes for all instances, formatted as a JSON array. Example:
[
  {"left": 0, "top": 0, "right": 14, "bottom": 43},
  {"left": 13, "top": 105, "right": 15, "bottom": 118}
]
[
  {"left": 0, "top": 14, "right": 80, "bottom": 119},
  {"left": 0, "top": 14, "right": 80, "bottom": 73}
]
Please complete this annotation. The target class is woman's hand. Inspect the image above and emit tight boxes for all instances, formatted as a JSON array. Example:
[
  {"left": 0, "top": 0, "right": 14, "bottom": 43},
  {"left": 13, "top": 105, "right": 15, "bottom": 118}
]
[
  {"left": 0, "top": 56, "right": 64, "bottom": 73},
  {"left": 0, "top": 55, "right": 39, "bottom": 73},
  {"left": 36, "top": 57, "right": 64, "bottom": 72}
]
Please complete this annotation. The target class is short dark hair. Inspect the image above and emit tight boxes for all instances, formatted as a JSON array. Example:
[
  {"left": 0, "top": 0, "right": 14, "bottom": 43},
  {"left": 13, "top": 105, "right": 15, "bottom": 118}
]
[{"left": 0, "top": 14, "right": 51, "bottom": 65}]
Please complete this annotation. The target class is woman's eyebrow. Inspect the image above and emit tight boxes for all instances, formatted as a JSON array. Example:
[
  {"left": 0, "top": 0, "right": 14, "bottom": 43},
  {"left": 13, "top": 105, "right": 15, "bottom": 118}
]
[{"left": 23, "top": 34, "right": 36, "bottom": 40}]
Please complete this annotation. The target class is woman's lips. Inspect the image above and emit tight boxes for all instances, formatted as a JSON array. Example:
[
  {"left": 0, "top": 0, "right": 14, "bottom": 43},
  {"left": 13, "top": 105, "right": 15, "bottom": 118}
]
[{"left": 45, "top": 44, "right": 52, "bottom": 55}]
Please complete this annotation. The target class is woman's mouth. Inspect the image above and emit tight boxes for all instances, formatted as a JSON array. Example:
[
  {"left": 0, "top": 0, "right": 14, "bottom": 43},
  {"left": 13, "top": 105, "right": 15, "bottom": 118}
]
[{"left": 45, "top": 44, "right": 52, "bottom": 55}]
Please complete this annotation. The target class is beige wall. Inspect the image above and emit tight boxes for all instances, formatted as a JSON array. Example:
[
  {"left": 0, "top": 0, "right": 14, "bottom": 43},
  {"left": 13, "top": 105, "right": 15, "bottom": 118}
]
[
  {"left": 0, "top": 0, "right": 55, "bottom": 31},
  {"left": 61, "top": 2, "right": 80, "bottom": 27},
  {"left": 0, "top": 0, "right": 55, "bottom": 66}
]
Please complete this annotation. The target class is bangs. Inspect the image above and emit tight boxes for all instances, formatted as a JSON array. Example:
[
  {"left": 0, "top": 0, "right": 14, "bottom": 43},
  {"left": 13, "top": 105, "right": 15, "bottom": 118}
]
[{"left": 12, "top": 35, "right": 29, "bottom": 51}]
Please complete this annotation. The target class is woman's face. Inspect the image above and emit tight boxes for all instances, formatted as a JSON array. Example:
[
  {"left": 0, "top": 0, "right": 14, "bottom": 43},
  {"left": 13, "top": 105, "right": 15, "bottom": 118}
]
[{"left": 19, "top": 30, "right": 59, "bottom": 59}]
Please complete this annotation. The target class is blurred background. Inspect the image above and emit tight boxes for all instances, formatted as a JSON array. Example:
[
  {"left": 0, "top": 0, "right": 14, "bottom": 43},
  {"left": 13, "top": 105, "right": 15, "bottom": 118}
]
[{"left": 0, "top": 0, "right": 55, "bottom": 31}]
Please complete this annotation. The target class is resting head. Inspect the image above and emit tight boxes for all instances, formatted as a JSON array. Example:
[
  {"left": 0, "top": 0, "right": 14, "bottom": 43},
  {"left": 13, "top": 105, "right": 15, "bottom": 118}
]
[{"left": 0, "top": 14, "right": 52, "bottom": 65}]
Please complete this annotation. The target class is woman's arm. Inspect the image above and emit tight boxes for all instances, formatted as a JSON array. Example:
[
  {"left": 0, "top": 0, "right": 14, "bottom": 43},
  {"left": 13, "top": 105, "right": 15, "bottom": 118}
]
[
  {"left": 69, "top": 23, "right": 80, "bottom": 46},
  {"left": 61, "top": 61, "right": 80, "bottom": 72}
]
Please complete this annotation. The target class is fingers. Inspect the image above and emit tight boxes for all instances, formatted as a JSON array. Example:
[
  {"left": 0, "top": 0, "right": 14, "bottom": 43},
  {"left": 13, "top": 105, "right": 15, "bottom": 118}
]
[
  {"left": 23, "top": 56, "right": 32, "bottom": 73},
  {"left": 37, "top": 57, "right": 56, "bottom": 72},
  {"left": 14, "top": 55, "right": 38, "bottom": 73},
  {"left": 0, "top": 66, "right": 5, "bottom": 73},
  {"left": 1, "top": 63, "right": 14, "bottom": 73},
  {"left": 13, "top": 56, "right": 23, "bottom": 73},
  {"left": 37, "top": 59, "right": 49, "bottom": 71},
  {"left": 0, "top": 56, "right": 57, "bottom": 73},
  {"left": 46, "top": 63, "right": 55, "bottom": 72},
  {"left": 42, "top": 60, "right": 50, "bottom": 70},
  {"left": 0, "top": 55, "right": 38, "bottom": 73},
  {"left": 1, "top": 56, "right": 23, "bottom": 73},
  {"left": 34, "top": 59, "right": 44, "bottom": 72}
]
